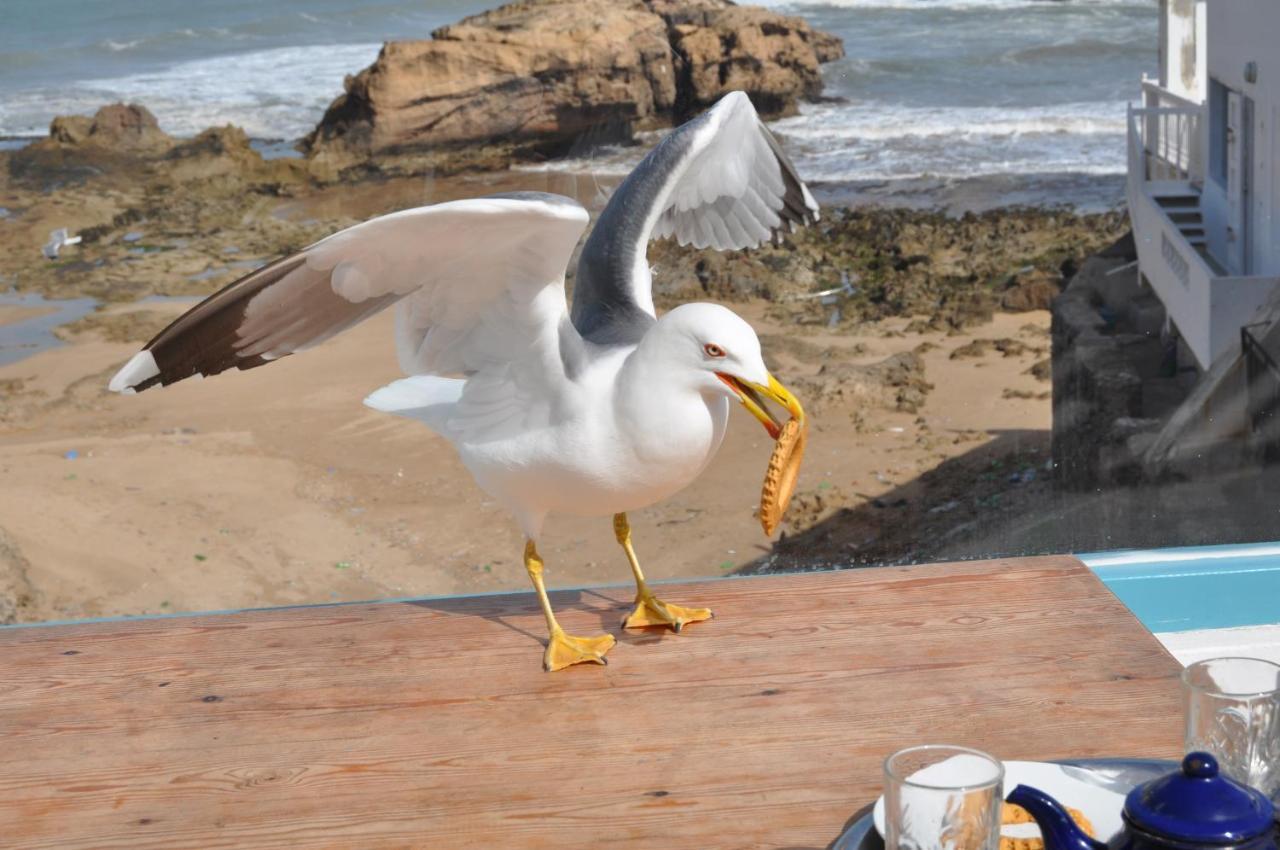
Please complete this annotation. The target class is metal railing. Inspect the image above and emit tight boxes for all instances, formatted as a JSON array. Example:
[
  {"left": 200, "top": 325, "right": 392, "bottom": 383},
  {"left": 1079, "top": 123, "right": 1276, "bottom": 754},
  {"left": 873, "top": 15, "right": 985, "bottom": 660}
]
[
  {"left": 1128, "top": 104, "right": 1203, "bottom": 183},
  {"left": 1141, "top": 77, "right": 1200, "bottom": 111}
]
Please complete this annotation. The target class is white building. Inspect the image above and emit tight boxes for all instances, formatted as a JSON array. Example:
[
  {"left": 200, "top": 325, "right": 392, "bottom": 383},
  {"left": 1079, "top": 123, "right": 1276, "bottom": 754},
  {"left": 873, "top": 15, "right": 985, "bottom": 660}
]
[{"left": 1127, "top": 0, "right": 1280, "bottom": 370}]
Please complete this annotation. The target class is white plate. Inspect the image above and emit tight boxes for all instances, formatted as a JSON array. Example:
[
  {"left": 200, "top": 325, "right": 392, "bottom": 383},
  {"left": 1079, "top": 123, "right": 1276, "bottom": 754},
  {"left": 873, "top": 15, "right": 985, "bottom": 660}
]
[{"left": 873, "top": 760, "right": 1127, "bottom": 841}]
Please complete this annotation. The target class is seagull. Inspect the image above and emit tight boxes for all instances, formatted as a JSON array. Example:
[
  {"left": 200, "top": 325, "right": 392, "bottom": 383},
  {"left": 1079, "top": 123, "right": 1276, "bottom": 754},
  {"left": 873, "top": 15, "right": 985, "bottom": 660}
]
[
  {"left": 43, "top": 228, "right": 82, "bottom": 260},
  {"left": 108, "top": 91, "right": 817, "bottom": 671}
]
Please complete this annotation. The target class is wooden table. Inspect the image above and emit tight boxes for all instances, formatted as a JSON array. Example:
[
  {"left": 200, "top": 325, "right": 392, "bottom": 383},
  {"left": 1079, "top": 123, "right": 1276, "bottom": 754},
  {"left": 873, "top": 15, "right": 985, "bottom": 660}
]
[{"left": 0, "top": 556, "right": 1183, "bottom": 849}]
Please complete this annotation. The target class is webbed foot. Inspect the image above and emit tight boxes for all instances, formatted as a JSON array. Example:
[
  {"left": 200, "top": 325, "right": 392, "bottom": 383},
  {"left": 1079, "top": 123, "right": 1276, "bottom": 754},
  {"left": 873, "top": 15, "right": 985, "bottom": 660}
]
[
  {"left": 544, "top": 629, "right": 616, "bottom": 671},
  {"left": 622, "top": 594, "right": 712, "bottom": 633}
]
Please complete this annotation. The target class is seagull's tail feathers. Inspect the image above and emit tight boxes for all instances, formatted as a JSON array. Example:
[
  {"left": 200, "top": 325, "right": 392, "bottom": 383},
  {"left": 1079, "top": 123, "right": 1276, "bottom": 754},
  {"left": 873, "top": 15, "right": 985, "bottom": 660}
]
[{"left": 363, "top": 375, "right": 464, "bottom": 436}]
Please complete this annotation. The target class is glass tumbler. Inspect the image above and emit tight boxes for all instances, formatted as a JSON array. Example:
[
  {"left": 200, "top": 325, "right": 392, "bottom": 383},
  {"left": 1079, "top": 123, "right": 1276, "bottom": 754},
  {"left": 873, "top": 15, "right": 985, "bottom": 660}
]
[
  {"left": 883, "top": 745, "right": 1004, "bottom": 850},
  {"left": 1183, "top": 656, "right": 1280, "bottom": 803}
]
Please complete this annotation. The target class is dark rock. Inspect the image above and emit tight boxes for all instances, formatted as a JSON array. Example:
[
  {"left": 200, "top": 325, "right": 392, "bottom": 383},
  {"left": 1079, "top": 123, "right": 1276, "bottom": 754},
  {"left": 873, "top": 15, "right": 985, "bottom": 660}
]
[
  {"left": 164, "top": 125, "right": 304, "bottom": 186},
  {"left": 44, "top": 103, "right": 173, "bottom": 155},
  {"left": 950, "top": 338, "right": 1030, "bottom": 360},
  {"left": 10, "top": 103, "right": 175, "bottom": 187},
  {"left": 49, "top": 115, "right": 93, "bottom": 146},
  {"left": 1001, "top": 268, "right": 1061, "bottom": 312},
  {"left": 664, "top": 0, "right": 844, "bottom": 117}
]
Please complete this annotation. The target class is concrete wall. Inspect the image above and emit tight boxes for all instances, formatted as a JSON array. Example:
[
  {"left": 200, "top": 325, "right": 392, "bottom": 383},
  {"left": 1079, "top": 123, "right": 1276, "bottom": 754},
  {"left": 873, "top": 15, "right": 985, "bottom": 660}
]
[
  {"left": 1163, "top": 0, "right": 1206, "bottom": 102},
  {"left": 1213, "top": 275, "right": 1280, "bottom": 353},
  {"left": 1129, "top": 184, "right": 1212, "bottom": 366},
  {"left": 1207, "top": 0, "right": 1280, "bottom": 277}
]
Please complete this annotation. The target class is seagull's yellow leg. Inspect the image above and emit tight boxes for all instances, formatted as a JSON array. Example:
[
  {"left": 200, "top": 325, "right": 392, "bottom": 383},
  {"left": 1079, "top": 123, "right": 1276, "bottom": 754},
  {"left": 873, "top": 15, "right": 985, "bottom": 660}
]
[
  {"left": 614, "top": 513, "right": 712, "bottom": 632},
  {"left": 524, "top": 540, "right": 615, "bottom": 672}
]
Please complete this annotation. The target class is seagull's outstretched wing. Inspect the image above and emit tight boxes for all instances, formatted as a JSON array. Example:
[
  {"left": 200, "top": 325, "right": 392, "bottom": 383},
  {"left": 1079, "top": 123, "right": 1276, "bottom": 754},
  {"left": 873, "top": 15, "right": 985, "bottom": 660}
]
[
  {"left": 571, "top": 90, "right": 819, "bottom": 346},
  {"left": 108, "top": 193, "right": 589, "bottom": 393}
]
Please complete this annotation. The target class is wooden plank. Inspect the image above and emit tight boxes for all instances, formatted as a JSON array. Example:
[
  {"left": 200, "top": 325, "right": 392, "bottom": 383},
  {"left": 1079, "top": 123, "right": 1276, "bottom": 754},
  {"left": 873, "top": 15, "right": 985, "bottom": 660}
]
[{"left": 0, "top": 556, "right": 1183, "bottom": 850}]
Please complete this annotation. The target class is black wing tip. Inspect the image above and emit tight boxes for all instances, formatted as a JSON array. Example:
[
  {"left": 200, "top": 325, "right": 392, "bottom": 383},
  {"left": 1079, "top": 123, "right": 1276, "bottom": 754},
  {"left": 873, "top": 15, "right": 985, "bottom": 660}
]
[
  {"left": 759, "top": 115, "right": 821, "bottom": 232},
  {"left": 109, "top": 346, "right": 265, "bottom": 395}
]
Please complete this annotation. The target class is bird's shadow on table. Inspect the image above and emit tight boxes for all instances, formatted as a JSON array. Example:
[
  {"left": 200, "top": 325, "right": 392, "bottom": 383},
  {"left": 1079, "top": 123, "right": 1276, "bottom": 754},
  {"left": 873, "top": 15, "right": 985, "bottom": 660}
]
[{"left": 403, "top": 588, "right": 650, "bottom": 648}]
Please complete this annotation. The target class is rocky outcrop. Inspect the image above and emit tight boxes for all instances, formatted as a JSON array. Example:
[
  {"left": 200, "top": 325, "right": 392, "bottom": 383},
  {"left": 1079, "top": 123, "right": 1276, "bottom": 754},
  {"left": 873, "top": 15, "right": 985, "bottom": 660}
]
[
  {"left": 1000, "top": 267, "right": 1063, "bottom": 312},
  {"left": 658, "top": 0, "right": 844, "bottom": 116},
  {"left": 9, "top": 108, "right": 305, "bottom": 192},
  {"left": 45, "top": 103, "right": 175, "bottom": 155},
  {"left": 163, "top": 125, "right": 304, "bottom": 186},
  {"left": 9, "top": 103, "right": 176, "bottom": 187},
  {"left": 645, "top": 206, "right": 1129, "bottom": 330},
  {"left": 303, "top": 0, "right": 843, "bottom": 179}
]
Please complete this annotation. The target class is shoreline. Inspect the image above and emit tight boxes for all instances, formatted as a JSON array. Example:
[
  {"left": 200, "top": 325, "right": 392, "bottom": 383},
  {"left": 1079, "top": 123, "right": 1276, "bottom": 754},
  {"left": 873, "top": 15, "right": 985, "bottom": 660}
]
[{"left": 1, "top": 129, "right": 1126, "bottom": 214}]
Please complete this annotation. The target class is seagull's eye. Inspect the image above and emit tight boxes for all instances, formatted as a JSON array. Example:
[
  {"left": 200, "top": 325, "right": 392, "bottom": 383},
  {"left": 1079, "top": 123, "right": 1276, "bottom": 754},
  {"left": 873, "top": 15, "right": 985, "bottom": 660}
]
[{"left": 703, "top": 343, "right": 726, "bottom": 358}]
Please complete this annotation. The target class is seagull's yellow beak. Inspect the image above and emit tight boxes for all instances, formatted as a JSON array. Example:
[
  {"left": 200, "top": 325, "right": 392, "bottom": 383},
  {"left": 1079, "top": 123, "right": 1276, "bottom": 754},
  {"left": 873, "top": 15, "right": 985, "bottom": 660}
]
[{"left": 715, "top": 372, "right": 805, "bottom": 439}]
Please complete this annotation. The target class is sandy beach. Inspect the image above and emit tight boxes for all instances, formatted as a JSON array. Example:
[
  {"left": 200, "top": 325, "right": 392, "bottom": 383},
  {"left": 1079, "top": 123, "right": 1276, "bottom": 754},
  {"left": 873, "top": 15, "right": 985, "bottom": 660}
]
[{"left": 1, "top": 279, "right": 1057, "bottom": 623}]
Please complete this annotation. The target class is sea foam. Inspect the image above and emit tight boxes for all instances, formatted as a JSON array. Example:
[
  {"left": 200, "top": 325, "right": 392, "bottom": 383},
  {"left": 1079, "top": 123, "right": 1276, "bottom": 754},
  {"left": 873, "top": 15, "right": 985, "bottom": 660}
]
[{"left": 0, "top": 43, "right": 382, "bottom": 139}]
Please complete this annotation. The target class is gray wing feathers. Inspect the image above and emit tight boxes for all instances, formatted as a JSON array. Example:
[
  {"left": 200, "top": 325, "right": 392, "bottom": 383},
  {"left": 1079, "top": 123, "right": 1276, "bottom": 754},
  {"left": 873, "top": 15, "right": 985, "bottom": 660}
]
[
  {"left": 570, "top": 90, "right": 819, "bottom": 346},
  {"left": 655, "top": 102, "right": 818, "bottom": 250}
]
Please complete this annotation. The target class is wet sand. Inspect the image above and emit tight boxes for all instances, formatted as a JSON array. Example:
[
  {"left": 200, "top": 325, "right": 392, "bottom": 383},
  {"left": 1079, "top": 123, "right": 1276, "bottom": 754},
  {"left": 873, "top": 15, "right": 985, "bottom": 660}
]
[{"left": 0, "top": 305, "right": 53, "bottom": 327}]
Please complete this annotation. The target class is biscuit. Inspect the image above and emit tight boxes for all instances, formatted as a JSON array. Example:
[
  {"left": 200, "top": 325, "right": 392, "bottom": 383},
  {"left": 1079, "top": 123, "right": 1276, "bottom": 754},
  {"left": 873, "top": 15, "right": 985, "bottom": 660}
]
[
  {"left": 999, "top": 803, "right": 1093, "bottom": 850},
  {"left": 760, "top": 417, "right": 806, "bottom": 535}
]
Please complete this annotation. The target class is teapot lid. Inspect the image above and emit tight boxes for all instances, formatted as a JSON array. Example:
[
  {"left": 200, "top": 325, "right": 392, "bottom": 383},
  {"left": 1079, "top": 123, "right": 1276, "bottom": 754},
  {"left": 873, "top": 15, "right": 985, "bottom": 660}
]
[{"left": 1124, "top": 753, "right": 1274, "bottom": 844}]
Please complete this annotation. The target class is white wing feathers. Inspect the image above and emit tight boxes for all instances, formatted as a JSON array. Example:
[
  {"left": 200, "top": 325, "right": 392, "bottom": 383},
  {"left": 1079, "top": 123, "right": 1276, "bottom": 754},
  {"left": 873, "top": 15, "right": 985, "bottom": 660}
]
[
  {"left": 393, "top": 210, "right": 582, "bottom": 376},
  {"left": 363, "top": 375, "right": 464, "bottom": 433},
  {"left": 106, "top": 194, "right": 589, "bottom": 394}
]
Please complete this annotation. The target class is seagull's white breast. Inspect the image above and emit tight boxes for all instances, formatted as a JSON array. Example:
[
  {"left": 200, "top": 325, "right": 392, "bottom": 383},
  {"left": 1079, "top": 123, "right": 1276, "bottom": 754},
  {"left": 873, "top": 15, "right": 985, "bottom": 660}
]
[{"left": 454, "top": 351, "right": 731, "bottom": 531}]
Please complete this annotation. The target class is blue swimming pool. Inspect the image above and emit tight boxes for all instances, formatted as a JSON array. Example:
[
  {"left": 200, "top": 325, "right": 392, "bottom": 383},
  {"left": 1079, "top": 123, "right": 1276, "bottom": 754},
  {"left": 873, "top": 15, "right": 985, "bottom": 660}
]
[{"left": 1083, "top": 543, "right": 1280, "bottom": 633}]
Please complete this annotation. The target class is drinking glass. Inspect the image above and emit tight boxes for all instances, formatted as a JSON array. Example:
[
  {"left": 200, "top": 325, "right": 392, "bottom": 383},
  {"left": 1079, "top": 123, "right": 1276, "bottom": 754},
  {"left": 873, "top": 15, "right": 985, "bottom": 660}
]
[
  {"left": 1182, "top": 656, "right": 1280, "bottom": 803},
  {"left": 883, "top": 745, "right": 1004, "bottom": 850}
]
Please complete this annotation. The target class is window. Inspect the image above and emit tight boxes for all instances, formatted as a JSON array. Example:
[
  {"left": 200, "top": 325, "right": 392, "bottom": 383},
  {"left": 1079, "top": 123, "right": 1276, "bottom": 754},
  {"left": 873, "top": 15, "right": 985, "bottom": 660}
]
[{"left": 1209, "top": 77, "right": 1229, "bottom": 186}]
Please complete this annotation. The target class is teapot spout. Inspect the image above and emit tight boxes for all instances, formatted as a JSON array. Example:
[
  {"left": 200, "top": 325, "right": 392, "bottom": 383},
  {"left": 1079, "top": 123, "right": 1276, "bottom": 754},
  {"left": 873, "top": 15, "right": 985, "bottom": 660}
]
[{"left": 1006, "top": 784, "right": 1109, "bottom": 850}]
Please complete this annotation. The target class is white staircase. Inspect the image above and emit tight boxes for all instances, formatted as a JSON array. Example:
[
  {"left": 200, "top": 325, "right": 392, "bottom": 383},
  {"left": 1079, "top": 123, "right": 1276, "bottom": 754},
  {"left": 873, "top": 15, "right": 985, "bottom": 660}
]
[{"left": 1155, "top": 192, "right": 1206, "bottom": 249}]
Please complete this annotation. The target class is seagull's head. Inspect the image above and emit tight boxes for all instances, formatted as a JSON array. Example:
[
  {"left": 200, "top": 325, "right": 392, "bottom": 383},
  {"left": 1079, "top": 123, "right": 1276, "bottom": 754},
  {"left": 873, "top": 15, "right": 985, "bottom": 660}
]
[{"left": 653, "top": 303, "right": 804, "bottom": 439}]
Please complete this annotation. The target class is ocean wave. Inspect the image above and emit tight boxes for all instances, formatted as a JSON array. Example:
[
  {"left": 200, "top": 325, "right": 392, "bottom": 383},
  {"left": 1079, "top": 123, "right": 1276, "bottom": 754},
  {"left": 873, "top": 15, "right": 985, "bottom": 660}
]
[
  {"left": 771, "top": 101, "right": 1127, "bottom": 141},
  {"left": 0, "top": 42, "right": 382, "bottom": 138},
  {"left": 102, "top": 39, "right": 144, "bottom": 53},
  {"left": 777, "top": 100, "right": 1127, "bottom": 180},
  {"left": 793, "top": 151, "right": 1126, "bottom": 182},
  {"left": 1000, "top": 37, "right": 1142, "bottom": 62},
  {"left": 515, "top": 155, "right": 1124, "bottom": 182},
  {"left": 88, "top": 27, "right": 227, "bottom": 57},
  {"left": 0, "top": 0, "right": 1143, "bottom": 198},
  {"left": 516, "top": 100, "right": 1128, "bottom": 186}
]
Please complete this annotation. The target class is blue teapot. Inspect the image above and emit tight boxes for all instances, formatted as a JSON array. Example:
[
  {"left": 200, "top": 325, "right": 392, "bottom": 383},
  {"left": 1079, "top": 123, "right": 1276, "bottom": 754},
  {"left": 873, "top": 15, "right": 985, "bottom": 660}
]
[{"left": 1007, "top": 753, "right": 1276, "bottom": 850}]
